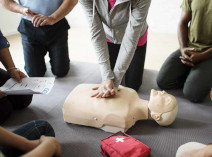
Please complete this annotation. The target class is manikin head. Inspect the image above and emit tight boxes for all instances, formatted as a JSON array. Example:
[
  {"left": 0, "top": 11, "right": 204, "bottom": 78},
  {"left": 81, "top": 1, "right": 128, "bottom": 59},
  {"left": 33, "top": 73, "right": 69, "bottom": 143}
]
[{"left": 148, "top": 89, "right": 178, "bottom": 126}]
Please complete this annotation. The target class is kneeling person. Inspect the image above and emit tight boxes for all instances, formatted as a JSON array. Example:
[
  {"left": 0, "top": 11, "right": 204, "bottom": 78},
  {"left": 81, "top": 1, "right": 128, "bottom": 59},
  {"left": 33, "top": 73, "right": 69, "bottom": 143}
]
[{"left": 157, "top": 0, "right": 212, "bottom": 102}]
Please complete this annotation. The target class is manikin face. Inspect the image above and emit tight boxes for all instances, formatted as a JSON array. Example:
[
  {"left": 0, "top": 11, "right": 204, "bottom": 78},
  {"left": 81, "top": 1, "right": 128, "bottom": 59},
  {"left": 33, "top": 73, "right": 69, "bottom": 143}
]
[{"left": 148, "top": 89, "right": 178, "bottom": 126}]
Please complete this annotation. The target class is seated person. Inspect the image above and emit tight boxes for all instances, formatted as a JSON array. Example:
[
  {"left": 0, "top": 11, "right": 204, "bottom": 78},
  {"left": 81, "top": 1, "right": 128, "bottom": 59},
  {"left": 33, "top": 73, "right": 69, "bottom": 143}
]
[
  {"left": 176, "top": 92, "right": 212, "bottom": 157},
  {"left": 0, "top": 120, "right": 61, "bottom": 157},
  {"left": 0, "top": 30, "right": 32, "bottom": 124},
  {"left": 156, "top": 0, "right": 212, "bottom": 103},
  {"left": 63, "top": 84, "right": 178, "bottom": 133}
]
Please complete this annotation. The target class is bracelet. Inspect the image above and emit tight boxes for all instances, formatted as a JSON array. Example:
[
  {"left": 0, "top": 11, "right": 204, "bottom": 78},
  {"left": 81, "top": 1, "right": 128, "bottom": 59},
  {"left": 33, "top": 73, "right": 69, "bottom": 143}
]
[{"left": 7, "top": 67, "right": 19, "bottom": 72}]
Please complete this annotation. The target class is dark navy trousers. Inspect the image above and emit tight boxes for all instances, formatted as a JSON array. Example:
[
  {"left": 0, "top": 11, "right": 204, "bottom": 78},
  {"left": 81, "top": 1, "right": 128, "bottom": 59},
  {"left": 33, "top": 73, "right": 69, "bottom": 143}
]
[{"left": 18, "top": 18, "right": 70, "bottom": 77}]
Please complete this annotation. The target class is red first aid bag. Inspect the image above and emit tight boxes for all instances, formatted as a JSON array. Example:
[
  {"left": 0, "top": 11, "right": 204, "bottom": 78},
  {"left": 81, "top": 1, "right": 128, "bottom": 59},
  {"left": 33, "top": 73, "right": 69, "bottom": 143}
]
[{"left": 100, "top": 131, "right": 151, "bottom": 157}]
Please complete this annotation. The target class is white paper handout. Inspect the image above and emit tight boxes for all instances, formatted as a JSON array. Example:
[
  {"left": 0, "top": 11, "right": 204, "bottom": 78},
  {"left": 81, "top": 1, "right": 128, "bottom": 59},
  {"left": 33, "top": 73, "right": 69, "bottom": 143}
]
[{"left": 0, "top": 77, "right": 55, "bottom": 95}]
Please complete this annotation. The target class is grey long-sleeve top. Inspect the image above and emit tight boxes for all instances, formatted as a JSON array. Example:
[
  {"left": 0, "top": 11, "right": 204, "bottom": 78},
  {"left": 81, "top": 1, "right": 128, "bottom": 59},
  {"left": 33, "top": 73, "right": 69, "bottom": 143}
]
[{"left": 79, "top": 0, "right": 151, "bottom": 88}]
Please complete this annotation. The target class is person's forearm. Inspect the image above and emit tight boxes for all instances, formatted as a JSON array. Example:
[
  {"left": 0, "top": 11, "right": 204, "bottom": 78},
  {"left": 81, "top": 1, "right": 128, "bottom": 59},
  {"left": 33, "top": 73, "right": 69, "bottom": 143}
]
[
  {"left": 79, "top": 0, "right": 114, "bottom": 81},
  {"left": 0, "top": 48, "right": 16, "bottom": 70},
  {"left": 113, "top": 0, "right": 151, "bottom": 88},
  {"left": 202, "top": 47, "right": 212, "bottom": 59},
  {"left": 0, "top": 0, "right": 26, "bottom": 15},
  {"left": 0, "top": 127, "right": 30, "bottom": 151},
  {"left": 21, "top": 140, "right": 57, "bottom": 157},
  {"left": 50, "top": 0, "right": 78, "bottom": 23},
  {"left": 178, "top": 20, "right": 188, "bottom": 49}
]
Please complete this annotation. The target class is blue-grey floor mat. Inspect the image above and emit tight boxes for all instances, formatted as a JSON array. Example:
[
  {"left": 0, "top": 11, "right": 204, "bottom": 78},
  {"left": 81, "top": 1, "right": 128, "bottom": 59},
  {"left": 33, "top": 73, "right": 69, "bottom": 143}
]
[{"left": 2, "top": 62, "right": 212, "bottom": 157}]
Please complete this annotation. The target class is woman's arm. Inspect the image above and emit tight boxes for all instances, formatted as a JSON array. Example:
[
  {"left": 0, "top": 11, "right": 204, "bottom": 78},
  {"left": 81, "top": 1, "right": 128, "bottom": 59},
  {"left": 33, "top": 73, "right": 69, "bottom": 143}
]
[
  {"left": 188, "top": 47, "right": 212, "bottom": 64},
  {"left": 79, "top": 0, "right": 117, "bottom": 98},
  {"left": 201, "top": 47, "right": 212, "bottom": 59},
  {"left": 113, "top": 0, "right": 151, "bottom": 87},
  {"left": 177, "top": 10, "right": 197, "bottom": 67},
  {"left": 79, "top": 0, "right": 114, "bottom": 82},
  {"left": 178, "top": 10, "right": 191, "bottom": 55}
]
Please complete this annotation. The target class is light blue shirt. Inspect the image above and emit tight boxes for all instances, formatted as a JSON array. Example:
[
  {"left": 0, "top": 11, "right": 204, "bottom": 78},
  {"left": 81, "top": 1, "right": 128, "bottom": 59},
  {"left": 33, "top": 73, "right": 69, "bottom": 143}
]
[{"left": 18, "top": 0, "right": 63, "bottom": 21}]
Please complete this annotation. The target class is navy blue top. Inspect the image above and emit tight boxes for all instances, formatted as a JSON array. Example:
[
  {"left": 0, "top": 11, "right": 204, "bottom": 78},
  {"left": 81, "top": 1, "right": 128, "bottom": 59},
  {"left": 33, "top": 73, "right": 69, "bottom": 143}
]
[{"left": 0, "top": 30, "right": 10, "bottom": 50}]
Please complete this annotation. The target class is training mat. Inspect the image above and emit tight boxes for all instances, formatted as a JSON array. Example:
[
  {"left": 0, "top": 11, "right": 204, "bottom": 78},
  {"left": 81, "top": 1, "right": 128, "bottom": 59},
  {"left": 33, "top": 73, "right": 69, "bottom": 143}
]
[{"left": 2, "top": 61, "right": 212, "bottom": 157}]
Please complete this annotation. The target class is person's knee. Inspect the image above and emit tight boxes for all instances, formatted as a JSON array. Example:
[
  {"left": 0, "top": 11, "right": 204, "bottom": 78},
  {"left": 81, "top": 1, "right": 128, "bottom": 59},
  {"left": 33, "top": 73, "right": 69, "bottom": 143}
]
[
  {"left": 0, "top": 101, "right": 13, "bottom": 124},
  {"left": 52, "top": 65, "right": 70, "bottom": 77},
  {"left": 129, "top": 85, "right": 140, "bottom": 91},
  {"left": 35, "top": 120, "right": 55, "bottom": 137},
  {"left": 183, "top": 86, "right": 208, "bottom": 103},
  {"left": 13, "top": 95, "right": 33, "bottom": 109},
  {"left": 156, "top": 74, "right": 167, "bottom": 90},
  {"left": 125, "top": 81, "right": 142, "bottom": 91},
  {"left": 25, "top": 67, "right": 46, "bottom": 77}
]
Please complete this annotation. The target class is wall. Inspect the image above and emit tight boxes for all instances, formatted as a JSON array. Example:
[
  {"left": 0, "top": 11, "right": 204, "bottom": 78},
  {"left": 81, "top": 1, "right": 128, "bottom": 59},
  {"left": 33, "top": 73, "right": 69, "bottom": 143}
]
[
  {"left": 67, "top": 0, "right": 182, "bottom": 34},
  {"left": 0, "top": 8, "right": 20, "bottom": 35},
  {"left": 0, "top": 0, "right": 182, "bottom": 36},
  {"left": 147, "top": 0, "right": 182, "bottom": 34}
]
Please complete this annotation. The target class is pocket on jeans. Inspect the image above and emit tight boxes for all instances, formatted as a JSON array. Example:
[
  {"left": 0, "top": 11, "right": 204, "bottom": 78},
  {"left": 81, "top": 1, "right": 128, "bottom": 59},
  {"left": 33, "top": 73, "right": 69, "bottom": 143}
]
[{"left": 18, "top": 19, "right": 35, "bottom": 41}]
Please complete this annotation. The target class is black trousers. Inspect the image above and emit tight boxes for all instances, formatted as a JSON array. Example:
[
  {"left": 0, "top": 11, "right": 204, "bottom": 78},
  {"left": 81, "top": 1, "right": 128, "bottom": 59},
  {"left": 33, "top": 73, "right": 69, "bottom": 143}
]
[
  {"left": 107, "top": 42, "right": 147, "bottom": 91},
  {"left": 157, "top": 49, "right": 212, "bottom": 102},
  {"left": 0, "top": 68, "right": 33, "bottom": 124}
]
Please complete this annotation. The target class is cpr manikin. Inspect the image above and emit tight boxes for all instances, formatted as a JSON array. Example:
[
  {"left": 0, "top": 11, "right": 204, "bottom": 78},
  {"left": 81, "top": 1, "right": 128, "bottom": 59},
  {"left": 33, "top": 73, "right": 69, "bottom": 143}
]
[{"left": 63, "top": 84, "right": 178, "bottom": 133}]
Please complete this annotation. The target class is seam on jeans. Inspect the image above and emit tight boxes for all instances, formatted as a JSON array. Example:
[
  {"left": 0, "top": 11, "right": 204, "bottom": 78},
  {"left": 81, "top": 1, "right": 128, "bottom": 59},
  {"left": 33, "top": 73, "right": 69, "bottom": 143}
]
[
  {"left": 20, "top": 121, "right": 37, "bottom": 138},
  {"left": 34, "top": 120, "right": 41, "bottom": 135}
]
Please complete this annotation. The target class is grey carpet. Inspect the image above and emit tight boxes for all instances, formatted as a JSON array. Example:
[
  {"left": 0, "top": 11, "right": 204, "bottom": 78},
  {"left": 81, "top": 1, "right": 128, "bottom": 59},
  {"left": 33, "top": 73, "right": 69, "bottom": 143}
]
[{"left": 2, "top": 61, "right": 212, "bottom": 157}]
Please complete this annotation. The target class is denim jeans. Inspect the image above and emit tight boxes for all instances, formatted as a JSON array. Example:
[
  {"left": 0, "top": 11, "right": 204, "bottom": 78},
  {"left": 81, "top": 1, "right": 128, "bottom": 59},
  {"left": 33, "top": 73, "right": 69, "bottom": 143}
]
[
  {"left": 0, "top": 68, "right": 33, "bottom": 124},
  {"left": 157, "top": 49, "right": 212, "bottom": 102},
  {"left": 0, "top": 120, "right": 55, "bottom": 157},
  {"left": 18, "top": 18, "right": 70, "bottom": 77},
  {"left": 108, "top": 42, "right": 147, "bottom": 91}
]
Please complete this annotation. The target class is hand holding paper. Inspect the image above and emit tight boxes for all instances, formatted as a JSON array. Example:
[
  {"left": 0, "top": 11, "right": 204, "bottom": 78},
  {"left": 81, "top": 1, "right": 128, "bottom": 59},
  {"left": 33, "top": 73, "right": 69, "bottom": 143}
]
[{"left": 0, "top": 77, "right": 55, "bottom": 95}]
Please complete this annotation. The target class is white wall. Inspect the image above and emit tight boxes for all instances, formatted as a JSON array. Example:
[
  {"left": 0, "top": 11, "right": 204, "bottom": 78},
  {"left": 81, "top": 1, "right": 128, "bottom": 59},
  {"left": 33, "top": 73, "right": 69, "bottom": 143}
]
[
  {"left": 67, "top": 0, "right": 182, "bottom": 34},
  {"left": 0, "top": 0, "right": 182, "bottom": 36},
  {"left": 0, "top": 8, "right": 20, "bottom": 35},
  {"left": 147, "top": 0, "right": 182, "bottom": 34},
  {"left": 66, "top": 4, "right": 88, "bottom": 28}
]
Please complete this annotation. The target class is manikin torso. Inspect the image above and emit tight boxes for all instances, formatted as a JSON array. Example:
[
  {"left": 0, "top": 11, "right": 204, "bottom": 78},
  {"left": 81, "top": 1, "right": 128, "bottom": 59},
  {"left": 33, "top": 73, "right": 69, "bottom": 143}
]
[{"left": 63, "top": 84, "right": 178, "bottom": 133}]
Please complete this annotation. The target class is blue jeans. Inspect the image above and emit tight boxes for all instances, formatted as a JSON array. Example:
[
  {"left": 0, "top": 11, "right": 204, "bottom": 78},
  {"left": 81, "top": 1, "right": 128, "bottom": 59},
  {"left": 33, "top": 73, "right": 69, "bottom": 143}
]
[
  {"left": 0, "top": 120, "right": 55, "bottom": 157},
  {"left": 18, "top": 18, "right": 70, "bottom": 77}
]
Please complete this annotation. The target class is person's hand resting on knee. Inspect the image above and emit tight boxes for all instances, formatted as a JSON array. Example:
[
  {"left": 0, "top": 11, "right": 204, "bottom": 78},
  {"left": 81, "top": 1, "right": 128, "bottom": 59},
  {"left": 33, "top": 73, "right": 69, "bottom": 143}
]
[{"left": 180, "top": 47, "right": 212, "bottom": 67}]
